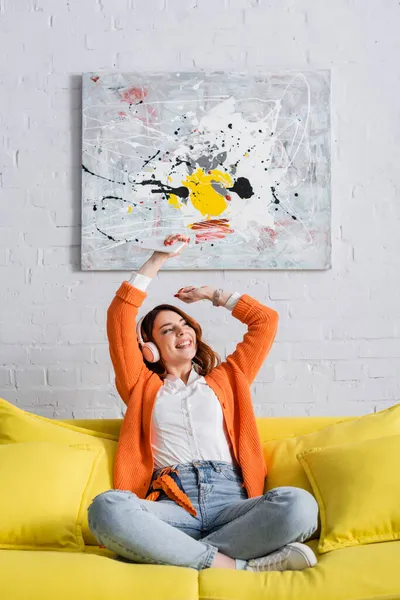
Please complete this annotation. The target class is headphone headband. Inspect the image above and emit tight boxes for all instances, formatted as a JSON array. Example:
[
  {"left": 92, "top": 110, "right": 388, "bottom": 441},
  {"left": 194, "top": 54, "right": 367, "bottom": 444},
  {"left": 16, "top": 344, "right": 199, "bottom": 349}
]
[{"left": 136, "top": 317, "right": 145, "bottom": 346}]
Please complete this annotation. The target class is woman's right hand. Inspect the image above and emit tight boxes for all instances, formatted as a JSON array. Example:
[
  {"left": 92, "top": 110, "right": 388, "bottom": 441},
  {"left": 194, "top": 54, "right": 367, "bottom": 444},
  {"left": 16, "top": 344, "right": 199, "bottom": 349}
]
[
  {"left": 138, "top": 234, "right": 190, "bottom": 278},
  {"left": 153, "top": 234, "right": 190, "bottom": 260}
]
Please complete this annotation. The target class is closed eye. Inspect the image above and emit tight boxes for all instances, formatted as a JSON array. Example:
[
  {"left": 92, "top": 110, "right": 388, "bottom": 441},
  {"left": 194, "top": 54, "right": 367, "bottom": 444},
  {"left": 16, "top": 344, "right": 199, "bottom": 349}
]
[
  {"left": 161, "top": 319, "right": 188, "bottom": 335},
  {"left": 160, "top": 319, "right": 190, "bottom": 335}
]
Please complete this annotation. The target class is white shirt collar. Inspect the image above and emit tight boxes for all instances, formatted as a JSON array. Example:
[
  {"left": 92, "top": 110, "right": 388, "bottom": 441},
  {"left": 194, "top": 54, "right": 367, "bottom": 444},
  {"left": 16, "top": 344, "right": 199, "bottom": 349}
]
[{"left": 164, "top": 364, "right": 202, "bottom": 389}]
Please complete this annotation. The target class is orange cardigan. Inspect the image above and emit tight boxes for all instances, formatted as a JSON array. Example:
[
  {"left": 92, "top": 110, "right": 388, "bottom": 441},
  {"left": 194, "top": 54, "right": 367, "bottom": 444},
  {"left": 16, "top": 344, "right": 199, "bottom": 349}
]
[{"left": 107, "top": 282, "right": 279, "bottom": 500}]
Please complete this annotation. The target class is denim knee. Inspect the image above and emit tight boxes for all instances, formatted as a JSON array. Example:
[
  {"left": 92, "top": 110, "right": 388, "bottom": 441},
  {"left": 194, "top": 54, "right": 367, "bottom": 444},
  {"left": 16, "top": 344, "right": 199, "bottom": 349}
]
[
  {"left": 266, "top": 486, "right": 319, "bottom": 540},
  {"left": 285, "top": 487, "right": 319, "bottom": 539},
  {"left": 87, "top": 489, "right": 138, "bottom": 532}
]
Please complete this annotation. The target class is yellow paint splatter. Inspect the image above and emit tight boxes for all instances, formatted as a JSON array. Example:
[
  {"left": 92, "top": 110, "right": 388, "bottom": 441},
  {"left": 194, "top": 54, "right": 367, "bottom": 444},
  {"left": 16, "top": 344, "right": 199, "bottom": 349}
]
[
  {"left": 184, "top": 168, "right": 232, "bottom": 217},
  {"left": 127, "top": 205, "right": 133, "bottom": 213},
  {"left": 166, "top": 168, "right": 233, "bottom": 217},
  {"left": 168, "top": 194, "right": 181, "bottom": 209}
]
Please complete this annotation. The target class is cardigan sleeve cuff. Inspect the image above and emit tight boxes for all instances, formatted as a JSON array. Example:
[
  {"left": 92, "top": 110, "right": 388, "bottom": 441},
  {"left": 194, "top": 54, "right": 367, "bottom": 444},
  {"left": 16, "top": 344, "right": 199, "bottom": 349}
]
[
  {"left": 232, "top": 293, "right": 278, "bottom": 324},
  {"left": 231, "top": 294, "right": 259, "bottom": 322},
  {"left": 115, "top": 281, "right": 147, "bottom": 306}
]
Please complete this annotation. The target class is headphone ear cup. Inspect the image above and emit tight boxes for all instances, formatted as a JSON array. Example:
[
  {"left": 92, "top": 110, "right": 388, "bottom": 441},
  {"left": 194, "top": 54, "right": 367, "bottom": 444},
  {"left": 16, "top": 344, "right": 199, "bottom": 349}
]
[
  {"left": 136, "top": 317, "right": 160, "bottom": 363},
  {"left": 141, "top": 342, "right": 160, "bottom": 364}
]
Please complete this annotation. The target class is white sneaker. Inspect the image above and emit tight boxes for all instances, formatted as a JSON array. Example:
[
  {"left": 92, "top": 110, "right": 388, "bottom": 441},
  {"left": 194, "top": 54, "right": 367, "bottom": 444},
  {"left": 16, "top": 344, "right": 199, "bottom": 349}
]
[{"left": 246, "top": 542, "right": 317, "bottom": 572}]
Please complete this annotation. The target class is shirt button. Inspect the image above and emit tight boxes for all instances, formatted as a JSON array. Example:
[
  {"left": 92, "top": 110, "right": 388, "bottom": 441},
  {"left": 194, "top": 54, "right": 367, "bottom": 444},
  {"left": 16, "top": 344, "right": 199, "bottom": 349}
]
[
  {"left": 188, "top": 430, "right": 193, "bottom": 436},
  {"left": 222, "top": 402, "right": 226, "bottom": 408}
]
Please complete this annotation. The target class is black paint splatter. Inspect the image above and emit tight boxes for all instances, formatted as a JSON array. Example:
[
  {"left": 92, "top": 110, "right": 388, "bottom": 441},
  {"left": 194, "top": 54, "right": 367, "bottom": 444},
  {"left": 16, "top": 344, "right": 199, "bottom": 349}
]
[
  {"left": 136, "top": 180, "right": 189, "bottom": 200},
  {"left": 175, "top": 157, "right": 193, "bottom": 169},
  {"left": 142, "top": 149, "right": 161, "bottom": 169},
  {"left": 82, "top": 163, "right": 126, "bottom": 186},
  {"left": 95, "top": 225, "right": 150, "bottom": 244},
  {"left": 271, "top": 186, "right": 280, "bottom": 204},
  {"left": 101, "top": 195, "right": 153, "bottom": 211},
  {"left": 228, "top": 177, "right": 254, "bottom": 199},
  {"left": 271, "top": 187, "right": 297, "bottom": 220},
  {"left": 96, "top": 225, "right": 118, "bottom": 242}
]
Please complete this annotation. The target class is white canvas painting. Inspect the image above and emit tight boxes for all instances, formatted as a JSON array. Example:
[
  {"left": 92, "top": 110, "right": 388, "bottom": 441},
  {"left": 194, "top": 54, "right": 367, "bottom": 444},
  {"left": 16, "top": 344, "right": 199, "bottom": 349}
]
[{"left": 81, "top": 71, "right": 331, "bottom": 270}]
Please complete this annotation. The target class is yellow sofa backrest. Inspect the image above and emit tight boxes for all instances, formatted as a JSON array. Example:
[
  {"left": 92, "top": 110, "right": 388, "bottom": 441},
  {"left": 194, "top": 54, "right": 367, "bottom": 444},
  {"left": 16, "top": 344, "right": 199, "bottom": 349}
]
[
  {"left": 256, "top": 416, "right": 353, "bottom": 442},
  {"left": 60, "top": 416, "right": 354, "bottom": 444}
]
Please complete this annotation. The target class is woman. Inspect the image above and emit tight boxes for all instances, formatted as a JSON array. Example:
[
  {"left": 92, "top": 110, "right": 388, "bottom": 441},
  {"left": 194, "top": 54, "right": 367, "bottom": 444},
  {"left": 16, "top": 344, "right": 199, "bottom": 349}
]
[{"left": 88, "top": 234, "right": 318, "bottom": 571}]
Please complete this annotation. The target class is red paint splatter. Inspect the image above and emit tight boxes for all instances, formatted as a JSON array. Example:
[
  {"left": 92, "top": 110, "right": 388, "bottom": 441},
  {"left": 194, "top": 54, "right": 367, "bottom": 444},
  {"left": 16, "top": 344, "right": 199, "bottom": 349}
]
[
  {"left": 189, "top": 219, "right": 232, "bottom": 231},
  {"left": 274, "top": 219, "right": 302, "bottom": 227},
  {"left": 226, "top": 195, "right": 231, "bottom": 201},
  {"left": 189, "top": 219, "right": 234, "bottom": 242},
  {"left": 118, "top": 111, "right": 127, "bottom": 118},
  {"left": 195, "top": 231, "right": 226, "bottom": 242},
  {"left": 264, "top": 227, "right": 277, "bottom": 243},
  {"left": 90, "top": 75, "right": 100, "bottom": 83},
  {"left": 264, "top": 221, "right": 323, "bottom": 245},
  {"left": 120, "top": 87, "right": 148, "bottom": 104}
]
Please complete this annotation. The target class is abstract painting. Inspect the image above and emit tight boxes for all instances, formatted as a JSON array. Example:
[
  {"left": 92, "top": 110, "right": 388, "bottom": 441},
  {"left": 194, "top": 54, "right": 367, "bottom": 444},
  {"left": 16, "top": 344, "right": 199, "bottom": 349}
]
[{"left": 81, "top": 71, "right": 331, "bottom": 270}]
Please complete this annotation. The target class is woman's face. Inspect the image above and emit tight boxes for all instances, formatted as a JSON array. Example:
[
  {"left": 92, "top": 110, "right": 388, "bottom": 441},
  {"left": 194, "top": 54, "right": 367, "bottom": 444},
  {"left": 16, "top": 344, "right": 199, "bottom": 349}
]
[{"left": 152, "top": 310, "right": 197, "bottom": 366}]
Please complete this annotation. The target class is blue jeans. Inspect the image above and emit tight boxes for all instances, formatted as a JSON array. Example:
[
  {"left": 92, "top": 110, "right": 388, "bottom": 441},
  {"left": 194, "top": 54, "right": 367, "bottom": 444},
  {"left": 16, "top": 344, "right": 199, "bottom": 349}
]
[{"left": 87, "top": 461, "right": 318, "bottom": 570}]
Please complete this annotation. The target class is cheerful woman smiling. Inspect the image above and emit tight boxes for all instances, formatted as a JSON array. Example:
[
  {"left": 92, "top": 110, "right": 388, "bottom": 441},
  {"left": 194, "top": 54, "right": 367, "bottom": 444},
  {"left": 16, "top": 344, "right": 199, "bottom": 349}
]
[{"left": 87, "top": 234, "right": 318, "bottom": 572}]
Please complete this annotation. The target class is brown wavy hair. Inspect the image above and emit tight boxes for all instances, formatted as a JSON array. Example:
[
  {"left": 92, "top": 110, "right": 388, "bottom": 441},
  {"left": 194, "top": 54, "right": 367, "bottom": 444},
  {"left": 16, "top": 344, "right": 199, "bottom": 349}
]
[{"left": 139, "top": 304, "right": 220, "bottom": 378}]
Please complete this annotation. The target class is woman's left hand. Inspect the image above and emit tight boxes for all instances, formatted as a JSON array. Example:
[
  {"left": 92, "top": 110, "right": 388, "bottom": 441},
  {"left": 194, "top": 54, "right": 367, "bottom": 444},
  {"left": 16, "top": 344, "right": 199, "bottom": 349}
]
[{"left": 174, "top": 286, "right": 211, "bottom": 304}]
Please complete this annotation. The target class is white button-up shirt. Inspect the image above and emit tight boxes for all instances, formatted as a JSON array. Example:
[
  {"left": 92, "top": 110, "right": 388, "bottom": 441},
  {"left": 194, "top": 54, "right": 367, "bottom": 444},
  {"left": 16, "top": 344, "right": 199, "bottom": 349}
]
[
  {"left": 151, "top": 366, "right": 234, "bottom": 469},
  {"left": 129, "top": 271, "right": 240, "bottom": 469}
]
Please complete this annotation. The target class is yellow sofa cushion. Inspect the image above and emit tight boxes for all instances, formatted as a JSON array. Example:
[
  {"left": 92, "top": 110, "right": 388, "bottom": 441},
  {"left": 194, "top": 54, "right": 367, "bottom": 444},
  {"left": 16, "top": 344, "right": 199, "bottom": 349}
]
[
  {"left": 62, "top": 418, "right": 122, "bottom": 439},
  {"left": 0, "top": 548, "right": 200, "bottom": 600},
  {"left": 0, "top": 442, "right": 103, "bottom": 552},
  {"left": 257, "top": 416, "right": 352, "bottom": 443},
  {"left": 298, "top": 435, "right": 400, "bottom": 554},
  {"left": 263, "top": 403, "right": 400, "bottom": 494},
  {"left": 0, "top": 397, "right": 118, "bottom": 444},
  {"left": 0, "top": 397, "right": 116, "bottom": 546}
]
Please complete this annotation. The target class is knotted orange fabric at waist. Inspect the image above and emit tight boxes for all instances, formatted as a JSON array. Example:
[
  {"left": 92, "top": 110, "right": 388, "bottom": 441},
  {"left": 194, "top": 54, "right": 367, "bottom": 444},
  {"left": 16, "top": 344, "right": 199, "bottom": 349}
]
[{"left": 145, "top": 466, "right": 197, "bottom": 517}]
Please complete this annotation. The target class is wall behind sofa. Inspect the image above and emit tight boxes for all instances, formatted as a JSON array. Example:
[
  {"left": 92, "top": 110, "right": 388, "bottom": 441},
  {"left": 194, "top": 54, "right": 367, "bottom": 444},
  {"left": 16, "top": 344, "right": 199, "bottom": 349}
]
[{"left": 0, "top": 0, "right": 399, "bottom": 419}]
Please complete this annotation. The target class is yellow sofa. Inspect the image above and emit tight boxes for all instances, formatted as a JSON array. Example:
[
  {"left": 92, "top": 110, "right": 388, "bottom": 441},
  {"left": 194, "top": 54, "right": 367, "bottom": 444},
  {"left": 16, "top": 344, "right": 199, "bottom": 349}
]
[{"left": 1, "top": 413, "right": 400, "bottom": 600}]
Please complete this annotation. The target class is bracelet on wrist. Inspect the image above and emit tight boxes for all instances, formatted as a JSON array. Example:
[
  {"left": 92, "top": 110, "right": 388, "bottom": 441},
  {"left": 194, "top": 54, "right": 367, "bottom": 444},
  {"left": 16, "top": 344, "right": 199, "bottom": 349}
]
[{"left": 212, "top": 288, "right": 224, "bottom": 307}]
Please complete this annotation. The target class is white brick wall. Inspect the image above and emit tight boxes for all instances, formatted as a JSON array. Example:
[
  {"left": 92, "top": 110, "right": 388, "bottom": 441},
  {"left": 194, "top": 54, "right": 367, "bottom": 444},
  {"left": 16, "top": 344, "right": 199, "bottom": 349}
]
[{"left": 1, "top": 0, "right": 399, "bottom": 419}]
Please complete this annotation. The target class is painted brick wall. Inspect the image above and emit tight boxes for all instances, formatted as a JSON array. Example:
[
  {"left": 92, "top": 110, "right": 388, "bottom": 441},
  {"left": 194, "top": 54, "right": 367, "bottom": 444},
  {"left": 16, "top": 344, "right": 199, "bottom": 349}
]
[{"left": 0, "top": 0, "right": 399, "bottom": 419}]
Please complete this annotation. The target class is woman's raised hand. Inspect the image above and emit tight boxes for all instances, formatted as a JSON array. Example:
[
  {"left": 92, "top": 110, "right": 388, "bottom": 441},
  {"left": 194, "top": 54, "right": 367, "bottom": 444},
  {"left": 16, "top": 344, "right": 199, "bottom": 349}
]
[
  {"left": 174, "top": 286, "right": 212, "bottom": 304},
  {"left": 153, "top": 234, "right": 190, "bottom": 260},
  {"left": 138, "top": 234, "right": 190, "bottom": 279}
]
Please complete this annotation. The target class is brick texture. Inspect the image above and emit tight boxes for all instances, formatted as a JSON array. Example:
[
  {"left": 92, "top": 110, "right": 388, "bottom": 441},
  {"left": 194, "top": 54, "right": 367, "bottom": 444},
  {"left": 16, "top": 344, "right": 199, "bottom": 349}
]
[{"left": 0, "top": 0, "right": 399, "bottom": 417}]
